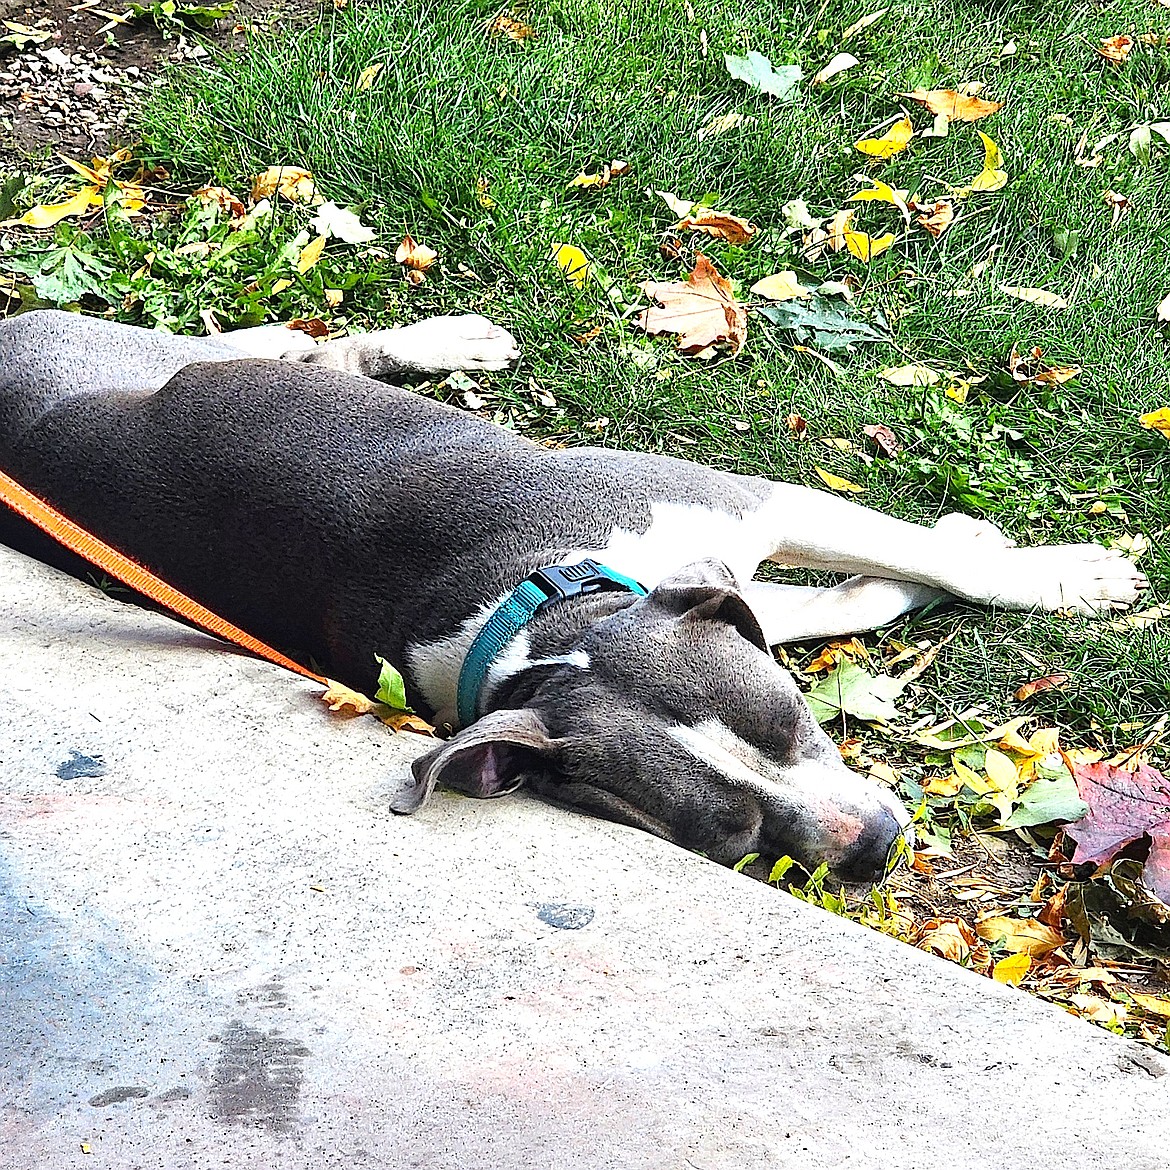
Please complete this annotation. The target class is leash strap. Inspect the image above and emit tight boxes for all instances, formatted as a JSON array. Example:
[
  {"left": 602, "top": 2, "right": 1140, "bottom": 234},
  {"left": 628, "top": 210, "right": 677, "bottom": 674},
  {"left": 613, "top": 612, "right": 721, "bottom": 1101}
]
[
  {"left": 0, "top": 468, "right": 327, "bottom": 685},
  {"left": 456, "top": 559, "right": 647, "bottom": 728}
]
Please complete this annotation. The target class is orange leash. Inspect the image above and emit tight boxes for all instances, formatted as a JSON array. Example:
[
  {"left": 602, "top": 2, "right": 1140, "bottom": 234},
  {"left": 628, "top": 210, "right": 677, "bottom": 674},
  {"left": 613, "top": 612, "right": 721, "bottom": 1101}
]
[{"left": 0, "top": 467, "right": 327, "bottom": 685}]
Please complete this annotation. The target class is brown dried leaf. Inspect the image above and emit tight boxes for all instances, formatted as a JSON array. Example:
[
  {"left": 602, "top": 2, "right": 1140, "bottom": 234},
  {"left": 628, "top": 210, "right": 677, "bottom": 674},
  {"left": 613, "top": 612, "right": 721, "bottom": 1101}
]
[
  {"left": 322, "top": 680, "right": 376, "bottom": 715},
  {"left": 1008, "top": 343, "right": 1081, "bottom": 386},
  {"left": 396, "top": 232, "right": 438, "bottom": 270},
  {"left": 863, "top": 423, "right": 901, "bottom": 458},
  {"left": 899, "top": 88, "right": 1003, "bottom": 121},
  {"left": 911, "top": 197, "right": 955, "bottom": 237},
  {"left": 251, "top": 165, "right": 317, "bottom": 204},
  {"left": 637, "top": 253, "right": 747, "bottom": 355},
  {"left": 1014, "top": 673, "right": 1069, "bottom": 702},
  {"left": 488, "top": 11, "right": 535, "bottom": 40},
  {"left": 1097, "top": 34, "right": 1134, "bottom": 62},
  {"left": 675, "top": 209, "right": 758, "bottom": 245}
]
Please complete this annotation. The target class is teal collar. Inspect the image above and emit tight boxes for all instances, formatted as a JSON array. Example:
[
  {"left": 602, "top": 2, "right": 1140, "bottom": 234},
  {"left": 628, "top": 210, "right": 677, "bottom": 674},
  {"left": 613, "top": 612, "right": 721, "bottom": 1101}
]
[{"left": 455, "top": 560, "right": 647, "bottom": 727}]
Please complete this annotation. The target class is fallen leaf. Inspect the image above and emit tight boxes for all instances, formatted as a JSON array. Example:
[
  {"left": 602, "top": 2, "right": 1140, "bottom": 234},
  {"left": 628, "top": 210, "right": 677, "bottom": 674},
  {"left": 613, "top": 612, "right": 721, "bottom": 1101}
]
[
  {"left": 751, "top": 270, "right": 813, "bottom": 301},
  {"left": 900, "top": 88, "right": 1002, "bottom": 121},
  {"left": 1157, "top": 291, "right": 1170, "bottom": 325},
  {"left": 814, "top": 466, "right": 864, "bottom": 495},
  {"left": 1000, "top": 284, "right": 1069, "bottom": 309},
  {"left": 842, "top": 8, "right": 888, "bottom": 40},
  {"left": 396, "top": 232, "right": 438, "bottom": 270},
  {"left": 803, "top": 658, "right": 905, "bottom": 723},
  {"left": 324, "top": 288, "right": 344, "bottom": 308},
  {"left": 1003, "top": 770, "right": 1087, "bottom": 829},
  {"left": 756, "top": 297, "right": 891, "bottom": 353},
  {"left": 295, "top": 234, "right": 327, "bottom": 274},
  {"left": 1140, "top": 407, "right": 1170, "bottom": 438},
  {"left": 913, "top": 917, "right": 987, "bottom": 966},
  {"left": 357, "top": 62, "right": 384, "bottom": 91},
  {"left": 374, "top": 654, "right": 411, "bottom": 712},
  {"left": 824, "top": 208, "right": 857, "bottom": 252},
  {"left": 310, "top": 201, "right": 376, "bottom": 244},
  {"left": 993, "top": 952, "right": 1032, "bottom": 984},
  {"left": 1102, "top": 189, "right": 1132, "bottom": 226},
  {"left": 1097, "top": 34, "right": 1134, "bottom": 63},
  {"left": 251, "top": 165, "right": 317, "bottom": 203},
  {"left": 655, "top": 189, "right": 696, "bottom": 218},
  {"left": 854, "top": 115, "right": 914, "bottom": 159},
  {"left": 1015, "top": 674, "right": 1069, "bottom": 702},
  {"left": 322, "top": 680, "right": 376, "bottom": 715},
  {"left": 952, "top": 130, "right": 1007, "bottom": 195},
  {"left": 193, "top": 184, "right": 247, "bottom": 223},
  {"left": 880, "top": 364, "right": 939, "bottom": 387},
  {"left": 1065, "top": 760, "right": 1170, "bottom": 903},
  {"left": 849, "top": 177, "right": 911, "bottom": 222},
  {"left": 638, "top": 253, "right": 747, "bottom": 355},
  {"left": 782, "top": 197, "right": 822, "bottom": 232},
  {"left": 675, "top": 208, "right": 758, "bottom": 245},
  {"left": 1008, "top": 344, "right": 1081, "bottom": 385},
  {"left": 0, "top": 185, "right": 103, "bottom": 228},
  {"left": 844, "top": 230, "right": 895, "bottom": 262},
  {"left": 549, "top": 242, "right": 590, "bottom": 289},
  {"left": 805, "top": 637, "right": 869, "bottom": 673},
  {"left": 975, "top": 915, "right": 1066, "bottom": 958},
  {"left": 812, "top": 52, "right": 859, "bottom": 85},
  {"left": 911, "top": 197, "right": 955, "bottom": 237},
  {"left": 698, "top": 111, "right": 748, "bottom": 140},
  {"left": 787, "top": 413, "right": 809, "bottom": 439},
  {"left": 1132, "top": 993, "right": 1170, "bottom": 1018},
  {"left": 863, "top": 423, "right": 900, "bottom": 458},
  {"left": 1107, "top": 603, "right": 1170, "bottom": 632},
  {"left": 488, "top": 11, "right": 535, "bottom": 40},
  {"left": 724, "top": 51, "right": 803, "bottom": 101}
]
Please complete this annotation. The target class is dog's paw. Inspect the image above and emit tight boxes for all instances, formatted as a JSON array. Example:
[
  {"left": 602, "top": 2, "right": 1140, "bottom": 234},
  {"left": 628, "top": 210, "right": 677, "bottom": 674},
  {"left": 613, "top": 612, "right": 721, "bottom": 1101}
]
[
  {"left": 973, "top": 544, "right": 1147, "bottom": 614},
  {"left": 396, "top": 314, "right": 521, "bottom": 373}
]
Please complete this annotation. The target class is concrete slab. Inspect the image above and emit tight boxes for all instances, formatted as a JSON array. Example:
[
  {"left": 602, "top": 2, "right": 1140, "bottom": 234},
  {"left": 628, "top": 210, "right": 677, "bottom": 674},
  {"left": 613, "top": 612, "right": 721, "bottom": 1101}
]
[{"left": 1, "top": 543, "right": 1167, "bottom": 1169}]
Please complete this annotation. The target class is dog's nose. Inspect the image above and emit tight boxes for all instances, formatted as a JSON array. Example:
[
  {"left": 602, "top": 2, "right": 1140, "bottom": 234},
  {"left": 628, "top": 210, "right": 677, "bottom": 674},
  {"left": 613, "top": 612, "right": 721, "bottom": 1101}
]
[{"left": 836, "top": 806, "right": 906, "bottom": 882}]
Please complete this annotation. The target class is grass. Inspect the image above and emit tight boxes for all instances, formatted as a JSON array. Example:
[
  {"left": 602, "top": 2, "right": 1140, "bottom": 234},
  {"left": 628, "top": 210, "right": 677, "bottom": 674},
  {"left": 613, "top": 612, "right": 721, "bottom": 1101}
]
[{"left": 128, "top": 0, "right": 1170, "bottom": 734}]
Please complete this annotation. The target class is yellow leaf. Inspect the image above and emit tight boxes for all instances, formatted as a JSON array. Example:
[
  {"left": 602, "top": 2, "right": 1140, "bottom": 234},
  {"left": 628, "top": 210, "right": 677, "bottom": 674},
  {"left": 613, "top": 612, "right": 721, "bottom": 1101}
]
[
  {"left": 750, "top": 270, "right": 812, "bottom": 301},
  {"left": 925, "top": 773, "right": 964, "bottom": 796},
  {"left": 1000, "top": 285, "right": 1069, "bottom": 309},
  {"left": 324, "top": 288, "right": 343, "bottom": 308},
  {"left": 377, "top": 710, "right": 437, "bottom": 735},
  {"left": 251, "top": 165, "right": 317, "bottom": 204},
  {"left": 675, "top": 209, "right": 758, "bottom": 245},
  {"left": 983, "top": 746, "right": 1020, "bottom": 796},
  {"left": 953, "top": 131, "right": 1008, "bottom": 195},
  {"left": 395, "top": 232, "right": 438, "bottom": 270},
  {"left": 296, "top": 234, "right": 327, "bottom": 273},
  {"left": 814, "top": 467, "right": 864, "bottom": 494},
  {"left": 879, "top": 364, "right": 939, "bottom": 386},
  {"left": 1139, "top": 407, "right": 1170, "bottom": 437},
  {"left": 842, "top": 7, "right": 888, "bottom": 40},
  {"left": 848, "top": 178, "right": 910, "bottom": 221},
  {"left": 2, "top": 184, "right": 102, "bottom": 228},
  {"left": 993, "top": 952, "right": 1032, "bottom": 985},
  {"left": 975, "top": 916, "right": 1065, "bottom": 958},
  {"left": 953, "top": 757, "right": 991, "bottom": 794},
  {"left": 854, "top": 115, "right": 913, "bottom": 159},
  {"left": 271, "top": 278, "right": 293, "bottom": 294},
  {"left": 569, "top": 168, "right": 611, "bottom": 189},
  {"left": 899, "top": 88, "right": 1003, "bottom": 122},
  {"left": 322, "top": 680, "right": 376, "bottom": 715},
  {"left": 549, "top": 241, "right": 591, "bottom": 289},
  {"left": 844, "top": 230, "right": 894, "bottom": 262},
  {"left": 1132, "top": 993, "right": 1170, "bottom": 1018},
  {"left": 357, "top": 62, "right": 385, "bottom": 91}
]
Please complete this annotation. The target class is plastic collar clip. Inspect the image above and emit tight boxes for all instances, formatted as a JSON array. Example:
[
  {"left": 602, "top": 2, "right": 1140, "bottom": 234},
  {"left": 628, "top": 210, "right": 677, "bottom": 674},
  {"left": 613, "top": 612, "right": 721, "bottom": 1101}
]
[{"left": 455, "top": 559, "right": 647, "bottom": 728}]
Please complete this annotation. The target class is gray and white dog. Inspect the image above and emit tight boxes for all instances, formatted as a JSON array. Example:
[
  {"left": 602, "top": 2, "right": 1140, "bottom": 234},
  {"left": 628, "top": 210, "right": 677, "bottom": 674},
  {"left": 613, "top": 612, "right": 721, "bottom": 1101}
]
[{"left": 0, "top": 310, "right": 1146, "bottom": 880}]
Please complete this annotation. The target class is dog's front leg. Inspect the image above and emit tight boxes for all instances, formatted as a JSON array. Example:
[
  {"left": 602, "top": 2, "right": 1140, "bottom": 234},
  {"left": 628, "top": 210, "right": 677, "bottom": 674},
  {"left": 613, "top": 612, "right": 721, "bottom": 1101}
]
[
  {"left": 742, "top": 577, "right": 945, "bottom": 645},
  {"left": 297, "top": 315, "right": 520, "bottom": 380},
  {"left": 751, "top": 485, "right": 1146, "bottom": 615}
]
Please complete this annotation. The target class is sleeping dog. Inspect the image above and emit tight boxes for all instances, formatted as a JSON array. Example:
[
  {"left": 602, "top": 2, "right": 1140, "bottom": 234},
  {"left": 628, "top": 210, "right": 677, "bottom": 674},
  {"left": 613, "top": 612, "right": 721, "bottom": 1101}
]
[{"left": 0, "top": 310, "right": 1146, "bottom": 880}]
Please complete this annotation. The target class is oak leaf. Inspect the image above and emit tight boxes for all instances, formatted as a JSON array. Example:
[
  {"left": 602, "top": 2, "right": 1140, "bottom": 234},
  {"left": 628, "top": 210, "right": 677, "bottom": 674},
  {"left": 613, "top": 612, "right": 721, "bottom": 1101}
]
[
  {"left": 900, "top": 88, "right": 1002, "bottom": 121},
  {"left": 638, "top": 253, "right": 747, "bottom": 355}
]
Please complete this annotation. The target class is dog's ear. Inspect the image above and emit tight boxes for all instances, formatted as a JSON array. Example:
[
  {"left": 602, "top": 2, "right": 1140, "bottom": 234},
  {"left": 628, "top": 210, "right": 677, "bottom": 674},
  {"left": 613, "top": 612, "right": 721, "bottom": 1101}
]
[
  {"left": 390, "top": 707, "right": 555, "bottom": 814},
  {"left": 646, "top": 560, "right": 768, "bottom": 652}
]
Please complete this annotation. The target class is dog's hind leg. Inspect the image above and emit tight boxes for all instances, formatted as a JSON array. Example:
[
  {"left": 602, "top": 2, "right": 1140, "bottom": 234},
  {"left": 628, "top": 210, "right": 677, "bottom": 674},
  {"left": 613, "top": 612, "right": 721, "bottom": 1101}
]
[{"left": 742, "top": 577, "right": 945, "bottom": 646}]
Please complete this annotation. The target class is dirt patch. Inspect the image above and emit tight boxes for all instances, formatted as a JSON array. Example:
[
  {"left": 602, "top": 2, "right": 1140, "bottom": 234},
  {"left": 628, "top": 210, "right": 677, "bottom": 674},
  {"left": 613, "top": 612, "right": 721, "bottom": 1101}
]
[{"left": 0, "top": 0, "right": 318, "bottom": 160}]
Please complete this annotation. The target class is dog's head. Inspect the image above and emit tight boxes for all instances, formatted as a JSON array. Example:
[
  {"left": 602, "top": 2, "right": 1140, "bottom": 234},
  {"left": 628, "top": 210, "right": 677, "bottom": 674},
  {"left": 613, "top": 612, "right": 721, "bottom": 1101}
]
[{"left": 393, "top": 561, "right": 911, "bottom": 881}]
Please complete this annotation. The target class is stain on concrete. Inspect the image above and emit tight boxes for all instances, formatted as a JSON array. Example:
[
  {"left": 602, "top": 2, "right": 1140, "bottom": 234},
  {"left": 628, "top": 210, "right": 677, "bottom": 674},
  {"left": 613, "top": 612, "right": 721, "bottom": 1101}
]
[
  {"left": 236, "top": 977, "right": 287, "bottom": 1010},
  {"left": 535, "top": 903, "right": 594, "bottom": 930},
  {"left": 210, "top": 1020, "right": 308, "bottom": 1133},
  {"left": 55, "top": 751, "right": 106, "bottom": 780},
  {"left": 152, "top": 1085, "right": 193, "bottom": 1103},
  {"left": 88, "top": 1085, "right": 150, "bottom": 1107}
]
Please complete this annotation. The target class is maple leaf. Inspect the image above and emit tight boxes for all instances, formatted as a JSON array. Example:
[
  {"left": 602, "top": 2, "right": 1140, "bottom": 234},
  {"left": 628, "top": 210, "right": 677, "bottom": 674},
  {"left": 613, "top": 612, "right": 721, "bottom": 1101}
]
[
  {"left": 638, "top": 253, "right": 747, "bottom": 355},
  {"left": 803, "top": 658, "right": 904, "bottom": 723},
  {"left": 1065, "top": 761, "right": 1170, "bottom": 903},
  {"left": 675, "top": 209, "right": 758, "bottom": 245},
  {"left": 899, "top": 88, "right": 1003, "bottom": 121}
]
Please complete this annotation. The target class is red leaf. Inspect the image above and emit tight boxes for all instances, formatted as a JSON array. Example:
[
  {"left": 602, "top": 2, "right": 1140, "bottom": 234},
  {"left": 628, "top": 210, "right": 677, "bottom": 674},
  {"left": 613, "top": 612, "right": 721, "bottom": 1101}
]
[{"left": 1065, "top": 760, "right": 1170, "bottom": 902}]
